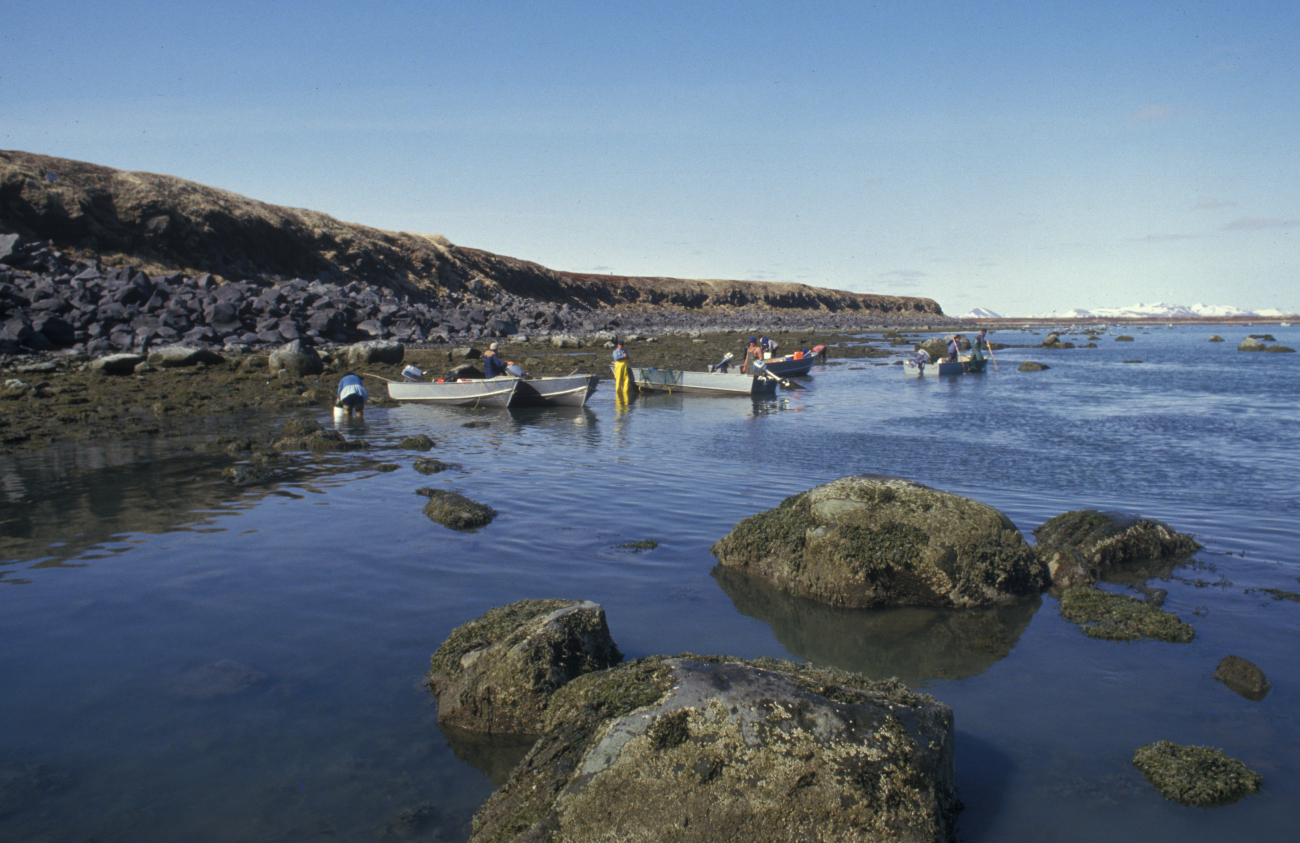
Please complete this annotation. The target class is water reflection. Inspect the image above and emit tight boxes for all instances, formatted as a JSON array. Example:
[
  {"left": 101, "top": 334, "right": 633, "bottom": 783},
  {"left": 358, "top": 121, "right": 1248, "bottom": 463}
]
[
  {"left": 0, "top": 439, "right": 379, "bottom": 572},
  {"left": 712, "top": 565, "right": 1040, "bottom": 683},
  {"left": 437, "top": 723, "right": 536, "bottom": 788}
]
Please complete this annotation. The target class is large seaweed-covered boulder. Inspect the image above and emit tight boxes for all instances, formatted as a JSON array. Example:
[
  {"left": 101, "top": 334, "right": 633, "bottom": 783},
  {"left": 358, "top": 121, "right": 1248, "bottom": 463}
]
[
  {"left": 1033, "top": 510, "right": 1201, "bottom": 586},
  {"left": 427, "top": 599, "right": 623, "bottom": 735},
  {"left": 268, "top": 339, "right": 323, "bottom": 376},
  {"left": 341, "top": 339, "right": 404, "bottom": 368},
  {"left": 711, "top": 475, "right": 1046, "bottom": 608},
  {"left": 470, "top": 656, "right": 957, "bottom": 843}
]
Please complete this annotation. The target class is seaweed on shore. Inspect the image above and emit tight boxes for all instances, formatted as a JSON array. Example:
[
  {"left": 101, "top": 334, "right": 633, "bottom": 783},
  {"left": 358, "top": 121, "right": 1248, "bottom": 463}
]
[
  {"left": 1132, "top": 741, "right": 1261, "bottom": 806},
  {"left": 1059, "top": 586, "right": 1194, "bottom": 643}
]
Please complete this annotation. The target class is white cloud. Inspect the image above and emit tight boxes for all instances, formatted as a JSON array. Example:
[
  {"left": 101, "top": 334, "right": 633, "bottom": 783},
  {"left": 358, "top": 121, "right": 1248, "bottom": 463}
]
[{"left": 1223, "top": 217, "right": 1300, "bottom": 231}]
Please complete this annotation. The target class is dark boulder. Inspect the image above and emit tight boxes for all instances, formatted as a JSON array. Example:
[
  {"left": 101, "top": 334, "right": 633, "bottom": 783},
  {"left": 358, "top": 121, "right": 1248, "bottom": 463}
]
[
  {"left": 712, "top": 475, "right": 1046, "bottom": 608},
  {"left": 470, "top": 656, "right": 957, "bottom": 843},
  {"left": 1033, "top": 510, "right": 1201, "bottom": 585},
  {"left": 1213, "top": 655, "right": 1271, "bottom": 701},
  {"left": 419, "top": 488, "right": 496, "bottom": 531},
  {"left": 1018, "top": 361, "right": 1050, "bottom": 372},
  {"left": 427, "top": 599, "right": 623, "bottom": 734}
]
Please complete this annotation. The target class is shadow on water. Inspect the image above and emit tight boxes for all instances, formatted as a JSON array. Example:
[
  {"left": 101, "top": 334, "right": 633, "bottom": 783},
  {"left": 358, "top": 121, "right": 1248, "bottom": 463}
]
[
  {"left": 952, "top": 731, "right": 1016, "bottom": 841},
  {"left": 437, "top": 723, "right": 537, "bottom": 788},
  {"left": 712, "top": 566, "right": 1041, "bottom": 684}
]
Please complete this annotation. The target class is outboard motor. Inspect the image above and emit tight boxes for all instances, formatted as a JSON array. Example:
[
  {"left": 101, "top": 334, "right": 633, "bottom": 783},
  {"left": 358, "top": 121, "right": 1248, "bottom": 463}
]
[
  {"left": 402, "top": 365, "right": 424, "bottom": 382},
  {"left": 505, "top": 363, "right": 524, "bottom": 377},
  {"left": 710, "top": 352, "right": 735, "bottom": 373}
]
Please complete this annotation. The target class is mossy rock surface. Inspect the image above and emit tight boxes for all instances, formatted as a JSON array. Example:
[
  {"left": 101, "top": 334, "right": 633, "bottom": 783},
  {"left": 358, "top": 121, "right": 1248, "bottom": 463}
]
[
  {"left": 399, "top": 434, "right": 435, "bottom": 451},
  {"left": 421, "top": 488, "right": 496, "bottom": 531},
  {"left": 1034, "top": 510, "right": 1200, "bottom": 577},
  {"left": 711, "top": 475, "right": 1046, "bottom": 609},
  {"left": 470, "top": 655, "right": 956, "bottom": 843},
  {"left": 428, "top": 599, "right": 622, "bottom": 735},
  {"left": 1059, "top": 586, "right": 1194, "bottom": 642},
  {"left": 272, "top": 428, "right": 365, "bottom": 453},
  {"left": 1133, "top": 741, "right": 1261, "bottom": 806}
]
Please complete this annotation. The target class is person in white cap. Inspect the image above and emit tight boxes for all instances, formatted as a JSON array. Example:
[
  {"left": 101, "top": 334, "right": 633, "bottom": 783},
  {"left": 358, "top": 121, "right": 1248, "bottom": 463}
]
[{"left": 482, "top": 342, "right": 514, "bottom": 378}]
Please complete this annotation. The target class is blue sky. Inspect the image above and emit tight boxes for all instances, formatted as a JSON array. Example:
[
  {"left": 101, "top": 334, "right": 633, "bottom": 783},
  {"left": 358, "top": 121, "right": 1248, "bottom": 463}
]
[{"left": 4, "top": 1, "right": 1298, "bottom": 316}]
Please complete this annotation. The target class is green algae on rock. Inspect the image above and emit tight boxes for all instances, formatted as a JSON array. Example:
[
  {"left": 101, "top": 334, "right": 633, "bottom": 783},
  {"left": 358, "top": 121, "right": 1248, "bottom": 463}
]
[
  {"left": 469, "top": 655, "right": 956, "bottom": 843},
  {"left": 1133, "top": 741, "right": 1262, "bottom": 806},
  {"left": 1058, "top": 586, "right": 1195, "bottom": 643},
  {"left": 418, "top": 488, "right": 496, "bottom": 531},
  {"left": 711, "top": 475, "right": 1046, "bottom": 609},
  {"left": 427, "top": 599, "right": 622, "bottom": 735}
]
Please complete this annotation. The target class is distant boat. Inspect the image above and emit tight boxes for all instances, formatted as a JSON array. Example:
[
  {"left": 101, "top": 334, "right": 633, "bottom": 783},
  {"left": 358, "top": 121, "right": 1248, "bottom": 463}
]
[
  {"left": 617, "top": 364, "right": 779, "bottom": 396},
  {"left": 903, "top": 356, "right": 988, "bottom": 377}
]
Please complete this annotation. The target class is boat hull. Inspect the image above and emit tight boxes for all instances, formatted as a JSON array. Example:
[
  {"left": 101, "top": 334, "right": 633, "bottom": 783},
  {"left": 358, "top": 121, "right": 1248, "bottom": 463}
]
[
  {"left": 757, "top": 355, "right": 815, "bottom": 377},
  {"left": 386, "top": 377, "right": 520, "bottom": 408},
  {"left": 618, "top": 365, "right": 778, "bottom": 395},
  {"left": 511, "top": 375, "right": 600, "bottom": 407},
  {"left": 904, "top": 356, "right": 988, "bottom": 377}
]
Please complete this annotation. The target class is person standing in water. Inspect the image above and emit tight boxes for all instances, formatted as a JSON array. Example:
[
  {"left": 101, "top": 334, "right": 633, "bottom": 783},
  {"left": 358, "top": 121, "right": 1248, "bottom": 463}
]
[
  {"left": 612, "top": 339, "right": 633, "bottom": 397},
  {"left": 336, "top": 373, "right": 369, "bottom": 417}
]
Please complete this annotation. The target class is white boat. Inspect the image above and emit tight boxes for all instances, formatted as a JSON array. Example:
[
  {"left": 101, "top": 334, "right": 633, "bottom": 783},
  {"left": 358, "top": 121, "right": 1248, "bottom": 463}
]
[
  {"left": 384, "top": 376, "right": 521, "bottom": 408},
  {"left": 617, "top": 364, "right": 779, "bottom": 396},
  {"left": 903, "top": 356, "right": 988, "bottom": 377},
  {"left": 511, "top": 374, "right": 600, "bottom": 407}
]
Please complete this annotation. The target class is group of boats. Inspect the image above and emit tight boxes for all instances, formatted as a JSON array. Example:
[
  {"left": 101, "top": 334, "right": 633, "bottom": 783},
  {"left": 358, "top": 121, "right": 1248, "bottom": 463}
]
[
  {"left": 379, "top": 373, "right": 600, "bottom": 409},
  {"left": 373, "top": 337, "right": 989, "bottom": 410},
  {"left": 372, "top": 347, "right": 825, "bottom": 408}
]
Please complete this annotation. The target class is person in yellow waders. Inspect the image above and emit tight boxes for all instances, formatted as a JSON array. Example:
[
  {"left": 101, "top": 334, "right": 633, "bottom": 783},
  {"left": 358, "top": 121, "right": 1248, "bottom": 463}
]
[{"left": 612, "top": 339, "right": 634, "bottom": 399}]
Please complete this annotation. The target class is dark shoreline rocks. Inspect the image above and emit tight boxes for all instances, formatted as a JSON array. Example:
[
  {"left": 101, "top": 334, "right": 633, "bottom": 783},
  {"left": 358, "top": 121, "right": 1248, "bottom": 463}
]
[{"left": 427, "top": 599, "right": 622, "bottom": 735}]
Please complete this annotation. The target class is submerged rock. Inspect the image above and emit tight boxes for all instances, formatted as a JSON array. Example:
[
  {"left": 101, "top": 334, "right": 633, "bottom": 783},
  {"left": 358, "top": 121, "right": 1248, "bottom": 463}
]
[
  {"left": 1132, "top": 741, "right": 1261, "bottom": 807},
  {"left": 1213, "top": 655, "right": 1271, "bottom": 701},
  {"left": 1034, "top": 511, "right": 1200, "bottom": 585},
  {"left": 1114, "top": 335, "right": 1135, "bottom": 342},
  {"left": 419, "top": 488, "right": 496, "bottom": 531},
  {"left": 711, "top": 475, "right": 1046, "bottom": 609},
  {"left": 1238, "top": 337, "right": 1266, "bottom": 351},
  {"left": 399, "top": 434, "right": 435, "bottom": 450},
  {"left": 173, "top": 660, "right": 267, "bottom": 699},
  {"left": 470, "top": 656, "right": 957, "bottom": 843},
  {"left": 1058, "top": 586, "right": 1195, "bottom": 642},
  {"left": 413, "top": 458, "right": 457, "bottom": 474},
  {"left": 428, "top": 599, "right": 623, "bottom": 735},
  {"left": 1208, "top": 335, "right": 1224, "bottom": 342},
  {"left": 1263, "top": 345, "right": 1295, "bottom": 352},
  {"left": 1018, "top": 361, "right": 1050, "bottom": 372}
]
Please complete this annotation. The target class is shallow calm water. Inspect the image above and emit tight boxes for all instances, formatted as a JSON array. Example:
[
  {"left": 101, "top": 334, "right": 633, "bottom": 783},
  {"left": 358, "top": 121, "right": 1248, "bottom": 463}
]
[{"left": 2, "top": 325, "right": 1298, "bottom": 842}]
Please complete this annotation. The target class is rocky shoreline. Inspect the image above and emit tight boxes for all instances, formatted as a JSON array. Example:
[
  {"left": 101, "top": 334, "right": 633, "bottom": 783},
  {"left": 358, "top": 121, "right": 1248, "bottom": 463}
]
[{"left": 0, "top": 232, "right": 960, "bottom": 455}]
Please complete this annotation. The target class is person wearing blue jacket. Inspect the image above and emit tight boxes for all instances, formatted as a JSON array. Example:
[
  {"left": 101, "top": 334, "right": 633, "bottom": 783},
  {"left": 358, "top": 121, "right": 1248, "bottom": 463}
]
[{"left": 336, "top": 373, "right": 368, "bottom": 417}]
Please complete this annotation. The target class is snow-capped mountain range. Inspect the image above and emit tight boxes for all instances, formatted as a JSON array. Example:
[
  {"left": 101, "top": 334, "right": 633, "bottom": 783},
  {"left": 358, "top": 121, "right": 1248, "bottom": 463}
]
[{"left": 961, "top": 303, "right": 1296, "bottom": 320}]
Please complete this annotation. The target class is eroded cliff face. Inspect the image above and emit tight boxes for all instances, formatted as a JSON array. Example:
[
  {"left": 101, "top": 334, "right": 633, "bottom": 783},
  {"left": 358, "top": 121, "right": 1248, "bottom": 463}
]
[{"left": 1, "top": 150, "right": 943, "bottom": 318}]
